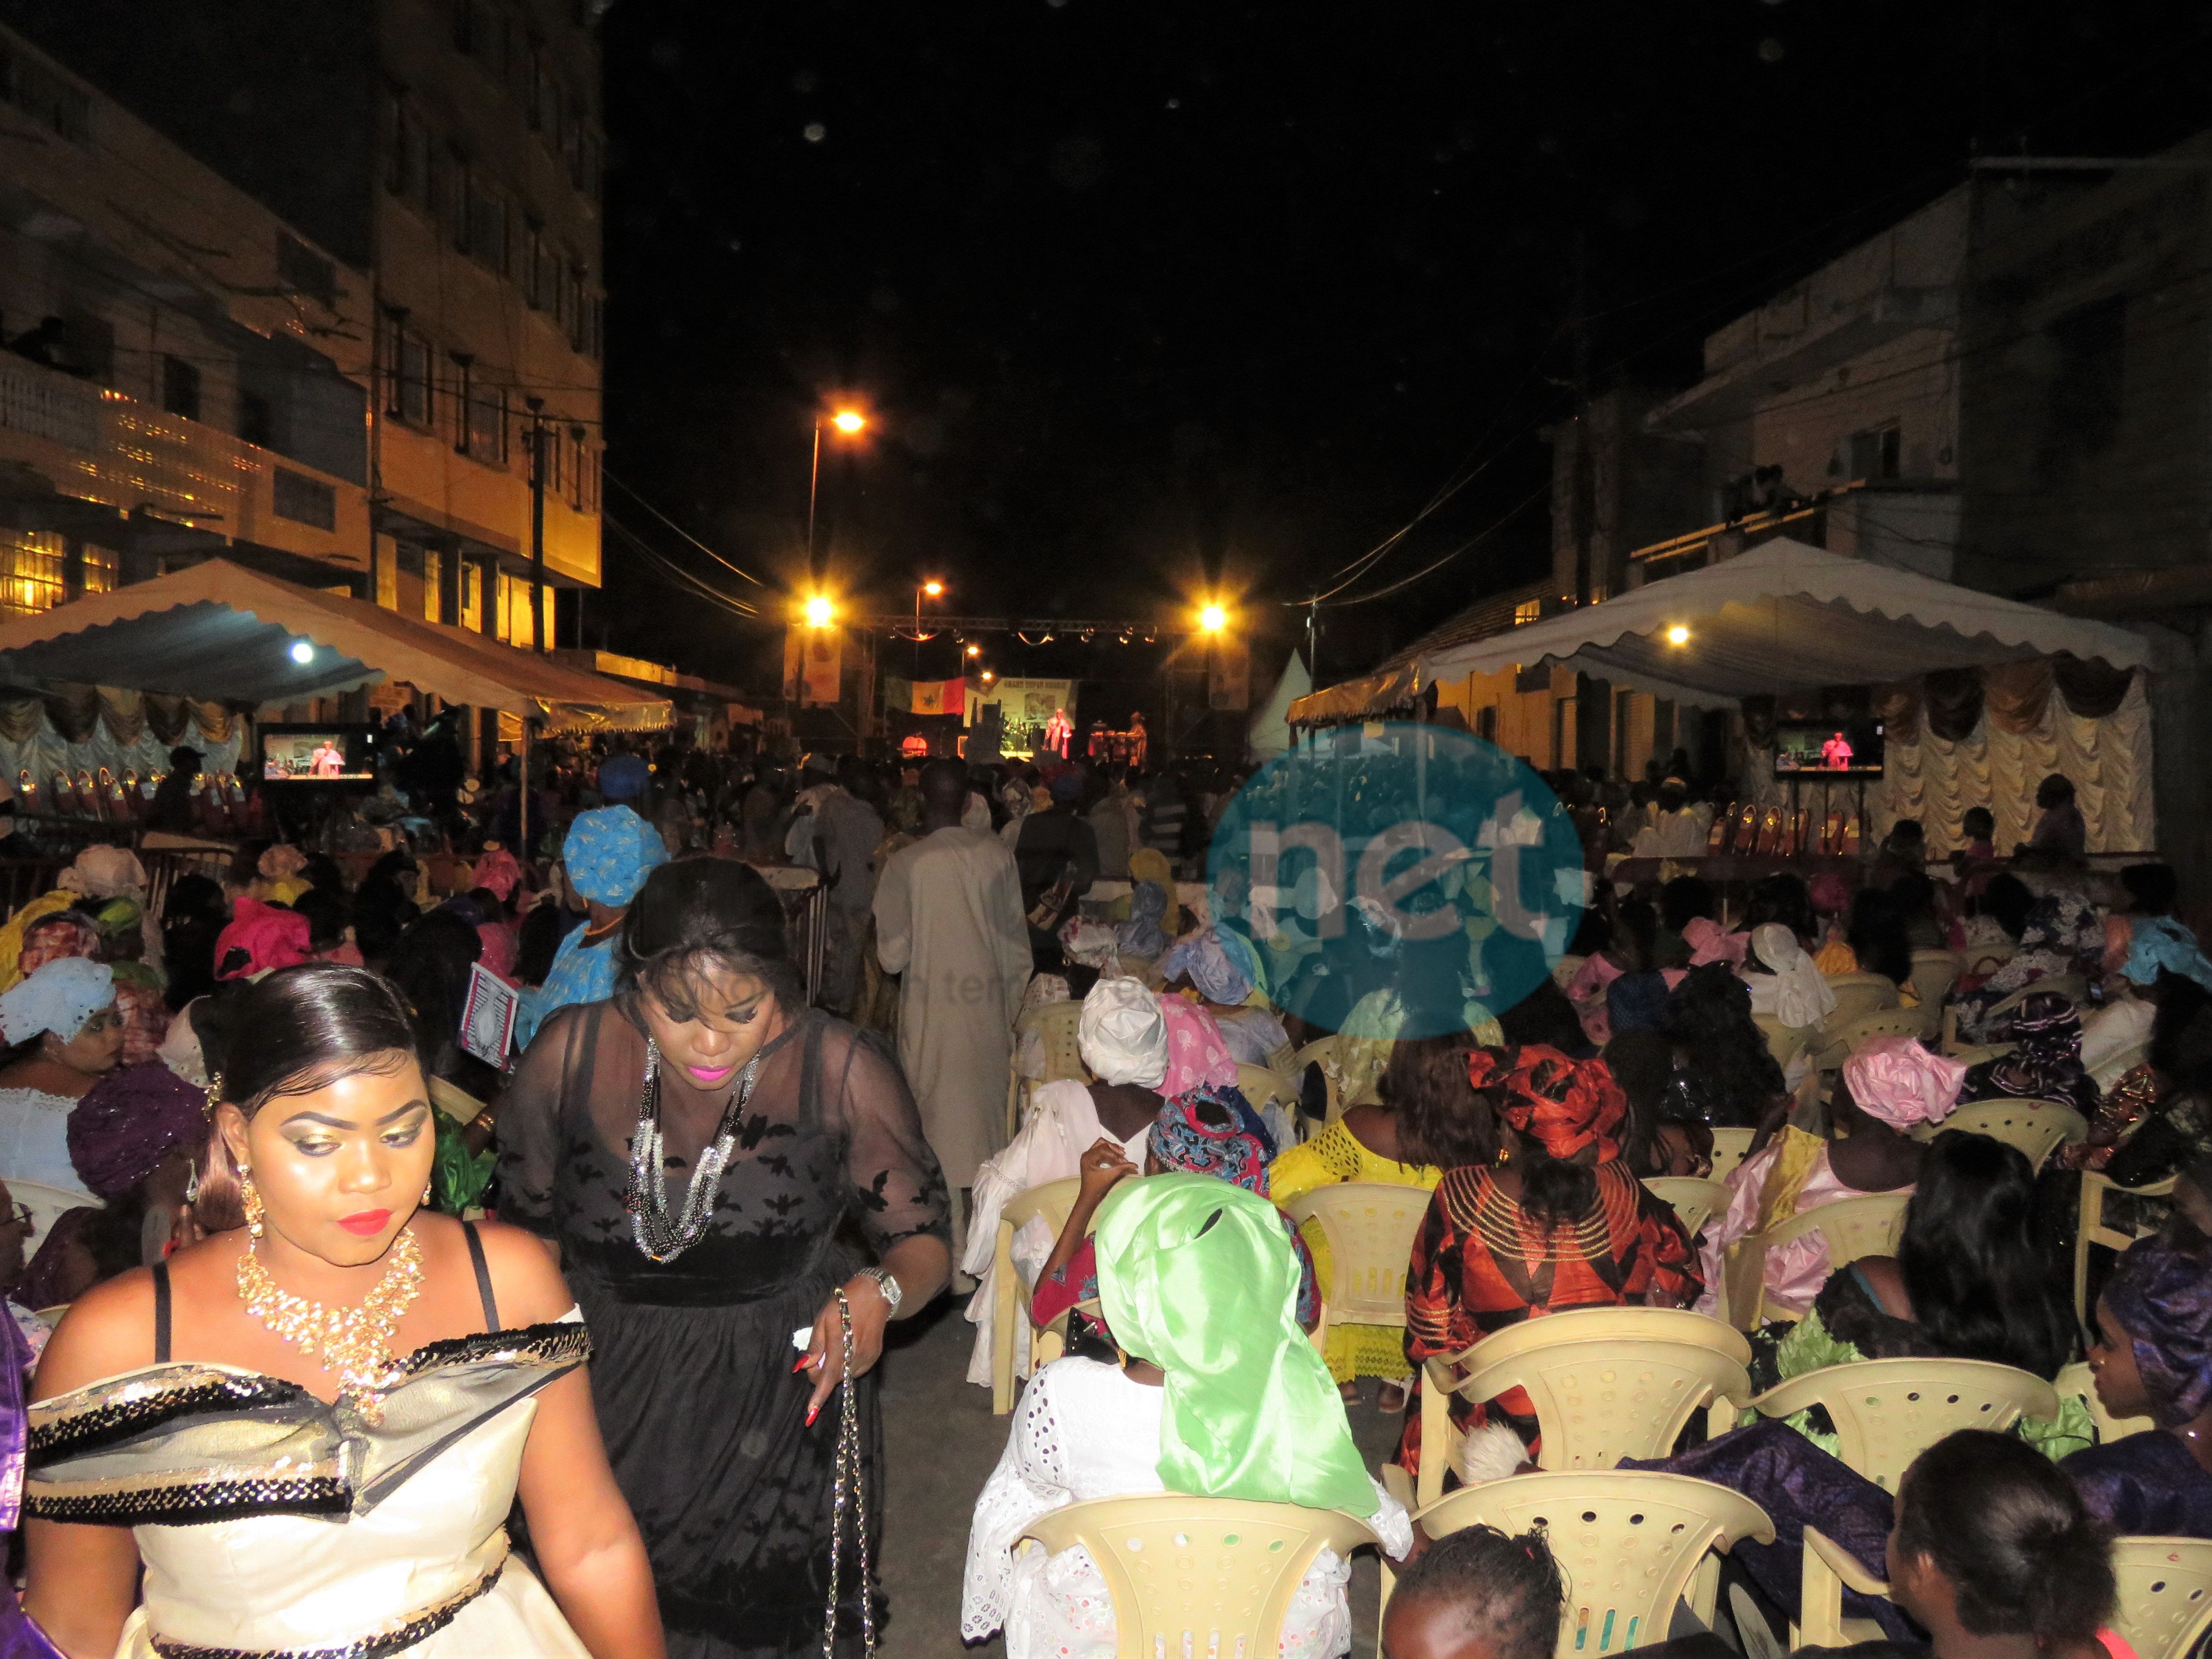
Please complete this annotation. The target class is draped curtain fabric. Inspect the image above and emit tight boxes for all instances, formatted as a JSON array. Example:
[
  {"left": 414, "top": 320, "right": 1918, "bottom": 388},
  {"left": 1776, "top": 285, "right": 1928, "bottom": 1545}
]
[
  {"left": 0, "top": 687, "right": 243, "bottom": 793},
  {"left": 1746, "top": 668, "right": 2154, "bottom": 854}
]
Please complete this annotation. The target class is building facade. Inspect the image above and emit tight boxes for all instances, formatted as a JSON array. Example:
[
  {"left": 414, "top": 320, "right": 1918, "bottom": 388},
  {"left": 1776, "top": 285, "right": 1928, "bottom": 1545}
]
[{"left": 0, "top": 0, "right": 604, "bottom": 648}]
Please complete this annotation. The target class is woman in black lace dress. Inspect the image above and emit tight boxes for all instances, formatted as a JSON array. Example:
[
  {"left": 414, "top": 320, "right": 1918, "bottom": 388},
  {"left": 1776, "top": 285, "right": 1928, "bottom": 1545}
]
[{"left": 498, "top": 859, "right": 951, "bottom": 1658}]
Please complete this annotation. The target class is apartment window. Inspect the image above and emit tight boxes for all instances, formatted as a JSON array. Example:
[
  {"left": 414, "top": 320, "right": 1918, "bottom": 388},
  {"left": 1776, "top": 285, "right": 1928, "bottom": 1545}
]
[
  {"left": 523, "top": 220, "right": 547, "bottom": 307},
  {"left": 468, "top": 383, "right": 507, "bottom": 463},
  {"left": 447, "top": 150, "right": 472, "bottom": 252},
  {"left": 571, "top": 434, "right": 597, "bottom": 512},
  {"left": 423, "top": 549, "right": 444, "bottom": 622},
  {"left": 273, "top": 468, "right": 337, "bottom": 530},
  {"left": 0, "top": 530, "right": 66, "bottom": 616},
  {"left": 1848, "top": 423, "right": 1900, "bottom": 482},
  {"left": 1514, "top": 599, "right": 1542, "bottom": 626},
  {"left": 239, "top": 390, "right": 275, "bottom": 449},
  {"left": 385, "top": 95, "right": 431, "bottom": 209},
  {"left": 567, "top": 265, "right": 589, "bottom": 351},
  {"left": 80, "top": 544, "right": 116, "bottom": 594},
  {"left": 1475, "top": 705, "right": 1498, "bottom": 744},
  {"left": 587, "top": 294, "right": 603, "bottom": 361},
  {"left": 160, "top": 355, "right": 201, "bottom": 421},
  {"left": 460, "top": 560, "right": 483, "bottom": 632},
  {"left": 469, "top": 188, "right": 506, "bottom": 270},
  {"left": 397, "top": 334, "right": 433, "bottom": 426},
  {"left": 276, "top": 233, "right": 337, "bottom": 309}
]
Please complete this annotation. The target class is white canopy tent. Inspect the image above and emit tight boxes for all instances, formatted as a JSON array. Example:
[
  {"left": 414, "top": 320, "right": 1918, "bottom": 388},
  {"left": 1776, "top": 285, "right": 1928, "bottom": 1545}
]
[
  {"left": 1245, "top": 649, "right": 1311, "bottom": 762},
  {"left": 1420, "top": 539, "right": 2152, "bottom": 697},
  {"left": 0, "top": 558, "right": 671, "bottom": 731}
]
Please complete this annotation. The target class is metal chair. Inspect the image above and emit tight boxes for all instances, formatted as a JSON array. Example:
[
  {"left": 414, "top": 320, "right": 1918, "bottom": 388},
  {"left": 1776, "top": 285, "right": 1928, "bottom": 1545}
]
[
  {"left": 1722, "top": 1190, "right": 1911, "bottom": 1331},
  {"left": 1412, "top": 1307, "right": 1753, "bottom": 1508},
  {"left": 1644, "top": 1176, "right": 1730, "bottom": 1238},
  {"left": 1920, "top": 1098, "right": 2087, "bottom": 1172},
  {"left": 1022, "top": 1494, "right": 1379, "bottom": 1659},
  {"left": 1402, "top": 1471, "right": 1773, "bottom": 1657},
  {"left": 2075, "top": 1170, "right": 2177, "bottom": 1323},
  {"left": 1748, "top": 1356, "right": 2059, "bottom": 1492}
]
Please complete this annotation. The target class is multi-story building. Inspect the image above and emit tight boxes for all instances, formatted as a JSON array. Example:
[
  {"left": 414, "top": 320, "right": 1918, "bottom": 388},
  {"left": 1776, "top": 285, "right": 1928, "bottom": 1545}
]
[{"left": 0, "top": 0, "right": 604, "bottom": 647}]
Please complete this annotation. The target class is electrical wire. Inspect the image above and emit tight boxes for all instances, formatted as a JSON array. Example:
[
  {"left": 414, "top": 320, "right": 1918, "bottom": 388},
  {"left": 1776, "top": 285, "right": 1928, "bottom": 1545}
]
[
  {"left": 603, "top": 515, "right": 765, "bottom": 619},
  {"left": 1321, "top": 482, "right": 1550, "bottom": 607},
  {"left": 602, "top": 472, "right": 769, "bottom": 585}
]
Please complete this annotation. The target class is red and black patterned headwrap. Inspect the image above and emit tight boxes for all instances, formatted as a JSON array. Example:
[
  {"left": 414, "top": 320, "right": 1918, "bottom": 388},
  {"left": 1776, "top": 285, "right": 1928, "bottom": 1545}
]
[{"left": 1466, "top": 1043, "right": 1627, "bottom": 1163}]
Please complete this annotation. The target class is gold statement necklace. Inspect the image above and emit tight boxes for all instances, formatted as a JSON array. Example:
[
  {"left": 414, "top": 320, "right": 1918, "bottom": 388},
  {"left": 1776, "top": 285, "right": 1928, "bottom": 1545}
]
[{"left": 236, "top": 1225, "right": 426, "bottom": 1422}]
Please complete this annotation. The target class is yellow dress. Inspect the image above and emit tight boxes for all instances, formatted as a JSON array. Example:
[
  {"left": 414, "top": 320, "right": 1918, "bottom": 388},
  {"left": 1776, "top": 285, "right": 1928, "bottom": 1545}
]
[{"left": 1268, "top": 1119, "right": 1442, "bottom": 1384}]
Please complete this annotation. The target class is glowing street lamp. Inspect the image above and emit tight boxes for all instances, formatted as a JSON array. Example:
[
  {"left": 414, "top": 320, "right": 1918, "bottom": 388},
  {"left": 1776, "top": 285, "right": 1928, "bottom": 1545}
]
[
  {"left": 922, "top": 579, "right": 943, "bottom": 597},
  {"left": 1199, "top": 603, "right": 1228, "bottom": 634},
  {"left": 965, "top": 642, "right": 981, "bottom": 658},
  {"left": 808, "top": 404, "right": 871, "bottom": 585},
  {"left": 804, "top": 594, "right": 834, "bottom": 627}
]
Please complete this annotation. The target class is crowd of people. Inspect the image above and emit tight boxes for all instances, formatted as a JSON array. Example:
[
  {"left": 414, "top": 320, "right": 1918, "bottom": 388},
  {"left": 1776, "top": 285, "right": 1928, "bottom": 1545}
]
[{"left": 0, "top": 732, "right": 2195, "bottom": 1659}]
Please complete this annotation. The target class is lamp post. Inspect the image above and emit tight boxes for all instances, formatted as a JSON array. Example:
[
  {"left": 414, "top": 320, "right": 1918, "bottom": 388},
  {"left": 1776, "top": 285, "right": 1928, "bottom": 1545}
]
[
  {"left": 911, "top": 578, "right": 943, "bottom": 672},
  {"left": 807, "top": 407, "right": 866, "bottom": 589}
]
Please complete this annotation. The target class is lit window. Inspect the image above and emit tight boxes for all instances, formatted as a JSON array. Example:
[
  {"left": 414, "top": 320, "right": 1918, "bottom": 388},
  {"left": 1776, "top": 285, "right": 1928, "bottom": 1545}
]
[{"left": 1514, "top": 599, "right": 1542, "bottom": 626}]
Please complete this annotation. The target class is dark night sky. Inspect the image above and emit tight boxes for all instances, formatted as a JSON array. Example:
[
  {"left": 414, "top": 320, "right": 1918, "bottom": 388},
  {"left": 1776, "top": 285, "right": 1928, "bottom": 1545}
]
[{"left": 597, "top": 2, "right": 2212, "bottom": 697}]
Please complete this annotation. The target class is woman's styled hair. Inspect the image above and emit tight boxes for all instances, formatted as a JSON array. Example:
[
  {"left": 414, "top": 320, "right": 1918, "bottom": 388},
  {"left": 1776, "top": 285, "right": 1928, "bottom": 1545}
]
[
  {"left": 1383, "top": 1031, "right": 1495, "bottom": 1171},
  {"left": 1389, "top": 1523, "right": 1563, "bottom": 1659},
  {"left": 1899, "top": 1130, "right": 2077, "bottom": 1379},
  {"left": 1979, "top": 872, "right": 2035, "bottom": 938},
  {"left": 1662, "top": 964, "right": 1785, "bottom": 1128},
  {"left": 616, "top": 858, "right": 799, "bottom": 1017},
  {"left": 1602, "top": 1029, "right": 1674, "bottom": 1176},
  {"left": 1846, "top": 890, "right": 1913, "bottom": 987},
  {"left": 192, "top": 966, "right": 421, "bottom": 1232},
  {"left": 382, "top": 912, "right": 487, "bottom": 1089},
  {"left": 1893, "top": 1431, "right": 2114, "bottom": 1646},
  {"left": 1658, "top": 875, "right": 1717, "bottom": 934},
  {"left": 1743, "top": 873, "right": 1815, "bottom": 942}
]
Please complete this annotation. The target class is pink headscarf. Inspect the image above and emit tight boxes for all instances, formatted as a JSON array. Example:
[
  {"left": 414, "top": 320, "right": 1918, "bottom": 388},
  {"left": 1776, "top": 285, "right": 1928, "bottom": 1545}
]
[
  {"left": 1683, "top": 916, "right": 1748, "bottom": 968},
  {"left": 1842, "top": 1035, "right": 1967, "bottom": 1130},
  {"left": 213, "top": 896, "right": 312, "bottom": 981},
  {"left": 472, "top": 846, "right": 524, "bottom": 902},
  {"left": 1154, "top": 991, "right": 1238, "bottom": 1099}
]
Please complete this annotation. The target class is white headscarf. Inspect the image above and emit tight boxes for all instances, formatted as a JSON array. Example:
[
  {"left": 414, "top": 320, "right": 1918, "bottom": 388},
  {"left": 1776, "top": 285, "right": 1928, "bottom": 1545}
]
[
  {"left": 1748, "top": 922, "right": 1837, "bottom": 1030},
  {"left": 1078, "top": 975, "right": 1168, "bottom": 1089},
  {"left": 0, "top": 956, "right": 113, "bottom": 1045}
]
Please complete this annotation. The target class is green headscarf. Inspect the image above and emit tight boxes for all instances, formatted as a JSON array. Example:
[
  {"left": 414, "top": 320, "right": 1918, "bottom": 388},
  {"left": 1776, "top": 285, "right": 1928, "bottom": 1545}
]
[{"left": 1094, "top": 1172, "right": 1378, "bottom": 1517}]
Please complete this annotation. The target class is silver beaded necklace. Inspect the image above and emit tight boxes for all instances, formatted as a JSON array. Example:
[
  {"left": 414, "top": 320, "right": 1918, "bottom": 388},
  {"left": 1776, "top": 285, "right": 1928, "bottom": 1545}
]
[{"left": 625, "top": 1038, "right": 765, "bottom": 1263}]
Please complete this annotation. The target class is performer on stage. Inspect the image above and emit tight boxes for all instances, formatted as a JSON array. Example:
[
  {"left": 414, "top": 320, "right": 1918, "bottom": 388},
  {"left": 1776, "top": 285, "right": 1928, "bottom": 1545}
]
[{"left": 23, "top": 964, "right": 663, "bottom": 1659}]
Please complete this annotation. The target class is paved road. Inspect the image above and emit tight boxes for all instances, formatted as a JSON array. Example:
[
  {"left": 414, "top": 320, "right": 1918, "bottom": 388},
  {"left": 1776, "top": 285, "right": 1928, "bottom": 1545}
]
[{"left": 877, "top": 1293, "right": 1402, "bottom": 1657}]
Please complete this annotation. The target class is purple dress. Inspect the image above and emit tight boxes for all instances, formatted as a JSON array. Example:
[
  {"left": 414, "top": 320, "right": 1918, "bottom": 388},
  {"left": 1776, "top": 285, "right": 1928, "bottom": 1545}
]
[{"left": 1629, "top": 1420, "right": 2212, "bottom": 1639}]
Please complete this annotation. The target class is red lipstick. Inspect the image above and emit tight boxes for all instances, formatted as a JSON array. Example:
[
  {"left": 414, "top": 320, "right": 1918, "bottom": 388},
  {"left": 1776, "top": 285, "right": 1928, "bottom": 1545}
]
[{"left": 337, "top": 1209, "right": 393, "bottom": 1237}]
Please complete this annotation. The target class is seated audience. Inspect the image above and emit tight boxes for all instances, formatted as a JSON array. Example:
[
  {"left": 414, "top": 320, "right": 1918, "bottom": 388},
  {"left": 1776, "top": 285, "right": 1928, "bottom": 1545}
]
[
  {"left": 1397, "top": 1044, "right": 1699, "bottom": 1482},
  {"left": 0, "top": 959, "right": 122, "bottom": 1207},
  {"left": 157, "top": 875, "right": 228, "bottom": 1010},
  {"left": 1955, "top": 891, "right": 2104, "bottom": 1044},
  {"left": 2070, "top": 974, "right": 2212, "bottom": 1193},
  {"left": 1382, "top": 1524, "right": 1563, "bottom": 1659},
  {"left": 962, "top": 1176, "right": 1411, "bottom": 1659},
  {"left": 1667, "top": 963, "right": 1791, "bottom": 1129},
  {"left": 1160, "top": 926, "right": 1289, "bottom": 1067},
  {"left": 1605, "top": 1029, "right": 1714, "bottom": 1178},
  {"left": 1661, "top": 875, "right": 1744, "bottom": 968},
  {"left": 1956, "top": 988, "right": 2100, "bottom": 1114},
  {"left": 1271, "top": 1031, "right": 1460, "bottom": 1407},
  {"left": 1844, "top": 889, "right": 1915, "bottom": 996},
  {"left": 1698, "top": 1037, "right": 1958, "bottom": 1322},
  {"left": 1760, "top": 1129, "right": 2085, "bottom": 1456}
]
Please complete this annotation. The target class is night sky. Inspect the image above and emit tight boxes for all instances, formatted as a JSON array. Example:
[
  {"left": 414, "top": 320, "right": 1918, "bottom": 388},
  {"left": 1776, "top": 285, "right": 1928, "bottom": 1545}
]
[{"left": 598, "top": 2, "right": 2212, "bottom": 700}]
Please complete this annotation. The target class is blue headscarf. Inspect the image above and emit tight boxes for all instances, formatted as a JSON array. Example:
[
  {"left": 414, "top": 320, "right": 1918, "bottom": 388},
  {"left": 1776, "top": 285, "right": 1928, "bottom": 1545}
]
[
  {"left": 2125, "top": 916, "right": 2212, "bottom": 992},
  {"left": 1117, "top": 880, "right": 1170, "bottom": 958},
  {"left": 597, "top": 754, "right": 650, "bottom": 803},
  {"left": 0, "top": 957, "right": 112, "bottom": 1045},
  {"left": 564, "top": 806, "right": 668, "bottom": 907},
  {"left": 1161, "top": 926, "right": 1259, "bottom": 1006}
]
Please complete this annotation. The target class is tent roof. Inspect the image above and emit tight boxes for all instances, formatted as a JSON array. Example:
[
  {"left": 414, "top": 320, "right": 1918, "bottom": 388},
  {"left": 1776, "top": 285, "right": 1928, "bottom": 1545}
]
[
  {"left": 1246, "top": 649, "right": 1312, "bottom": 759},
  {"left": 1407, "top": 540, "right": 2152, "bottom": 712},
  {"left": 0, "top": 559, "right": 671, "bottom": 731}
]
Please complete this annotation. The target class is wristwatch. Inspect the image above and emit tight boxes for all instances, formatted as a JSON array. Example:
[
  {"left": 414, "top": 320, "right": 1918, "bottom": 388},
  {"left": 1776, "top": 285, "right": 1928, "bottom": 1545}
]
[{"left": 857, "top": 1266, "right": 903, "bottom": 1315}]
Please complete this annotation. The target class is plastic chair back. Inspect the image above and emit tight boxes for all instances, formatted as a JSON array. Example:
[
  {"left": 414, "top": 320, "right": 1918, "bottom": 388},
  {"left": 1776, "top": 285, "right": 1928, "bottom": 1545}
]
[
  {"left": 1749, "top": 1357, "right": 2059, "bottom": 1491},
  {"left": 1002, "top": 1177, "right": 1083, "bottom": 1242},
  {"left": 2054, "top": 1359, "right": 2155, "bottom": 1446},
  {"left": 1031, "top": 1000, "right": 1086, "bottom": 1082},
  {"left": 1924, "top": 1099, "right": 2087, "bottom": 1172},
  {"left": 2113, "top": 1537, "right": 2212, "bottom": 1659},
  {"left": 1236, "top": 1064, "right": 1298, "bottom": 1115},
  {"left": 1908, "top": 949, "right": 1964, "bottom": 1011},
  {"left": 1284, "top": 1182, "right": 1429, "bottom": 1328},
  {"left": 1753, "top": 1013, "right": 1807, "bottom": 1070},
  {"left": 2092, "top": 1041, "right": 2152, "bottom": 1094},
  {"left": 2075, "top": 1171, "right": 2176, "bottom": 1323},
  {"left": 1289, "top": 1036, "right": 1344, "bottom": 1123},
  {"left": 1451, "top": 1308, "right": 1752, "bottom": 1476},
  {"left": 1810, "top": 1008, "right": 1934, "bottom": 1071},
  {"left": 7, "top": 1179, "right": 88, "bottom": 1255},
  {"left": 1797, "top": 1525, "right": 1890, "bottom": 1648},
  {"left": 1644, "top": 1177, "right": 1730, "bottom": 1238},
  {"left": 1818, "top": 972, "right": 1903, "bottom": 1033},
  {"left": 1724, "top": 1190, "right": 1910, "bottom": 1331},
  {"left": 1707, "top": 1128, "right": 1755, "bottom": 1187},
  {"left": 1023, "top": 1494, "right": 1379, "bottom": 1658},
  {"left": 1410, "top": 1471, "right": 1774, "bottom": 1657}
]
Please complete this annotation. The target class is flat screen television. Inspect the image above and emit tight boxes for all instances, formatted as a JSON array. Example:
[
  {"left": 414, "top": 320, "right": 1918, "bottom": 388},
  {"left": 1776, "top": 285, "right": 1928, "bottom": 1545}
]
[
  {"left": 1773, "top": 718, "right": 1885, "bottom": 780},
  {"left": 259, "top": 723, "right": 380, "bottom": 786}
]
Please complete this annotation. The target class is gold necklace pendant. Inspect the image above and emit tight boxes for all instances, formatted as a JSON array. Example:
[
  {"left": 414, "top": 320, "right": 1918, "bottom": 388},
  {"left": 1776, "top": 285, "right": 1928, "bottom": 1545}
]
[{"left": 236, "top": 1224, "right": 427, "bottom": 1423}]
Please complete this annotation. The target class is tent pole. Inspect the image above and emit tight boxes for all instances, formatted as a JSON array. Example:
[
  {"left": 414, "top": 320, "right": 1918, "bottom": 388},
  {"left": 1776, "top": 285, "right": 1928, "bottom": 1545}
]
[{"left": 518, "top": 717, "right": 529, "bottom": 862}]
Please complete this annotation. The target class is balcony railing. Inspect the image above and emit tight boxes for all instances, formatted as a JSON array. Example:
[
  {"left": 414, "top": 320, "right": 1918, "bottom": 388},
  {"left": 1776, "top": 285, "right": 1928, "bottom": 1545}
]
[{"left": 0, "top": 354, "right": 363, "bottom": 562}]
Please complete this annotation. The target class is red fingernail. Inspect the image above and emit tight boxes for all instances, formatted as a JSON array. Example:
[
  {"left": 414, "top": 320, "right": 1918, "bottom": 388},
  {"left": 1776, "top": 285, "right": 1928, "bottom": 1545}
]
[
  {"left": 805, "top": 1403, "right": 819, "bottom": 1427},
  {"left": 793, "top": 1356, "right": 810, "bottom": 1373}
]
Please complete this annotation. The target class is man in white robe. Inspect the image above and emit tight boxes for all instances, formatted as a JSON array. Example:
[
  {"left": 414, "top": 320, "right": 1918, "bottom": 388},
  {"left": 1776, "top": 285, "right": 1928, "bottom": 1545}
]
[{"left": 874, "top": 758, "right": 1033, "bottom": 1260}]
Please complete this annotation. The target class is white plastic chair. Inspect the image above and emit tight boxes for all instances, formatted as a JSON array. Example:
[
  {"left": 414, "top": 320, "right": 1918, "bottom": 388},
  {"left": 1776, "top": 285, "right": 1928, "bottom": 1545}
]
[
  {"left": 1403, "top": 1471, "right": 1773, "bottom": 1657},
  {"left": 2055, "top": 1359, "right": 2154, "bottom": 1446},
  {"left": 1908, "top": 948, "right": 1964, "bottom": 1012},
  {"left": 1796, "top": 1525, "right": 1891, "bottom": 1648},
  {"left": 1808, "top": 1007, "right": 1935, "bottom": 1072},
  {"left": 1022, "top": 1493, "right": 1379, "bottom": 1659},
  {"left": 1644, "top": 1176, "right": 1729, "bottom": 1239},
  {"left": 1722, "top": 1190, "right": 1911, "bottom": 1331},
  {"left": 1748, "top": 1356, "right": 2060, "bottom": 1492},
  {"left": 1414, "top": 1307, "right": 1753, "bottom": 1507},
  {"left": 1920, "top": 1098, "right": 2087, "bottom": 1173},
  {"left": 990, "top": 1177, "right": 1082, "bottom": 1414},
  {"left": 2075, "top": 1171, "right": 2176, "bottom": 1324},
  {"left": 1707, "top": 1127, "right": 1756, "bottom": 1187},
  {"left": 1284, "top": 1182, "right": 1431, "bottom": 1357},
  {"left": 2113, "top": 1537, "right": 2212, "bottom": 1659}
]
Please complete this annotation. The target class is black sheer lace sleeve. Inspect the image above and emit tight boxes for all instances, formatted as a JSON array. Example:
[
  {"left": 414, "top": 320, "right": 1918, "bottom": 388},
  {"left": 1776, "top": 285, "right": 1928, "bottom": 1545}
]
[
  {"left": 493, "top": 1001, "right": 588, "bottom": 1238},
  {"left": 815, "top": 1022, "right": 951, "bottom": 1254}
]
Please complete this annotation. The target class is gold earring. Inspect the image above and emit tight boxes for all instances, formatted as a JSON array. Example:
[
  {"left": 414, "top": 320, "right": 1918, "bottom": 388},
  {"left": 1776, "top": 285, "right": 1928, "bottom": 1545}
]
[
  {"left": 201, "top": 1071, "right": 223, "bottom": 1121},
  {"left": 241, "top": 1169, "right": 264, "bottom": 1240},
  {"left": 422, "top": 1178, "right": 434, "bottom": 1208}
]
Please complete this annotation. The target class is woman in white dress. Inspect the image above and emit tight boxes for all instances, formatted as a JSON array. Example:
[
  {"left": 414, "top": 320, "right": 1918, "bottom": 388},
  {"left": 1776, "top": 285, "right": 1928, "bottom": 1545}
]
[
  {"left": 962, "top": 1172, "right": 1410, "bottom": 1658},
  {"left": 0, "top": 957, "right": 124, "bottom": 1229},
  {"left": 20, "top": 963, "right": 664, "bottom": 1659}
]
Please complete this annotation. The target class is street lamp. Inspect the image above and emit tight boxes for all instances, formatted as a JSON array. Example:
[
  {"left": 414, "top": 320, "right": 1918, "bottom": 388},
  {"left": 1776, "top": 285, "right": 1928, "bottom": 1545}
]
[
  {"left": 807, "top": 405, "right": 869, "bottom": 587},
  {"left": 1199, "top": 602, "right": 1228, "bottom": 634},
  {"left": 965, "top": 642, "right": 981, "bottom": 658},
  {"left": 804, "top": 594, "right": 834, "bottom": 627}
]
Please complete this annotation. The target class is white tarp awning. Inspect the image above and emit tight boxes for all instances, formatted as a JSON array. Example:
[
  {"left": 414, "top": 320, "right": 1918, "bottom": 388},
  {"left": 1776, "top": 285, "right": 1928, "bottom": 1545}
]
[
  {"left": 0, "top": 559, "right": 672, "bottom": 730},
  {"left": 1419, "top": 539, "right": 2153, "bottom": 708}
]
